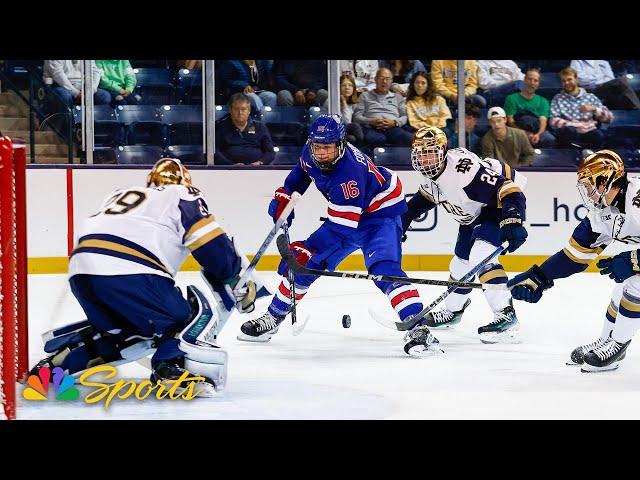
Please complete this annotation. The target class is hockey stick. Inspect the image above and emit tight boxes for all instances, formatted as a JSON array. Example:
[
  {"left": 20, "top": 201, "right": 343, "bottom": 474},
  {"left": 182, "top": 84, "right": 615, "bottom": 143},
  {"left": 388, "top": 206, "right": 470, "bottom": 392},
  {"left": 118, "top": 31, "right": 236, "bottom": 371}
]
[
  {"left": 276, "top": 234, "right": 508, "bottom": 291},
  {"left": 233, "top": 192, "right": 302, "bottom": 295},
  {"left": 282, "top": 222, "right": 298, "bottom": 328},
  {"left": 370, "top": 242, "right": 508, "bottom": 331}
]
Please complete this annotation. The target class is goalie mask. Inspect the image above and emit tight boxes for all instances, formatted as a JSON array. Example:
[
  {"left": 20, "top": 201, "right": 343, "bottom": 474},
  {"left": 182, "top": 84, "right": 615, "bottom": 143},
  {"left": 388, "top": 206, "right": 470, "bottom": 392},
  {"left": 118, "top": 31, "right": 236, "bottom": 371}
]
[
  {"left": 577, "top": 149, "right": 625, "bottom": 210},
  {"left": 411, "top": 126, "right": 448, "bottom": 179},
  {"left": 147, "top": 157, "right": 192, "bottom": 187},
  {"left": 307, "top": 114, "right": 347, "bottom": 172}
]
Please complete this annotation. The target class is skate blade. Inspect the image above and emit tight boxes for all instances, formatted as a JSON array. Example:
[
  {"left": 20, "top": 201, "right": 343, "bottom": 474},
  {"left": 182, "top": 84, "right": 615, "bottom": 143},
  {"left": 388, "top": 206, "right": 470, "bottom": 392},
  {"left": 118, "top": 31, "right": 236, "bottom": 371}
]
[
  {"left": 191, "top": 381, "right": 218, "bottom": 397},
  {"left": 581, "top": 362, "right": 621, "bottom": 373},
  {"left": 406, "top": 344, "right": 445, "bottom": 357},
  {"left": 236, "top": 332, "right": 273, "bottom": 343},
  {"left": 428, "top": 323, "right": 460, "bottom": 330},
  {"left": 565, "top": 360, "right": 581, "bottom": 366},
  {"left": 478, "top": 330, "right": 522, "bottom": 344}
]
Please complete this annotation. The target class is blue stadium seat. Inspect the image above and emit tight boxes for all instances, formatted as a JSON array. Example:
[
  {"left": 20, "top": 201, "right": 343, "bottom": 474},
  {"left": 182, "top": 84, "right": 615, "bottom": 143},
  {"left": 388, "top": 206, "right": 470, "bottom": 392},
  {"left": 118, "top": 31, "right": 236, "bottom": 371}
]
[
  {"left": 116, "top": 105, "right": 163, "bottom": 146},
  {"left": 177, "top": 69, "right": 202, "bottom": 104},
  {"left": 73, "top": 105, "right": 121, "bottom": 146},
  {"left": 260, "top": 106, "right": 307, "bottom": 145},
  {"left": 625, "top": 74, "right": 640, "bottom": 96},
  {"left": 165, "top": 145, "right": 205, "bottom": 165},
  {"left": 116, "top": 145, "right": 164, "bottom": 164},
  {"left": 160, "top": 105, "right": 203, "bottom": 145},
  {"left": 271, "top": 146, "right": 302, "bottom": 165},
  {"left": 215, "top": 105, "right": 229, "bottom": 121},
  {"left": 616, "top": 148, "right": 640, "bottom": 168},
  {"left": 130, "top": 60, "right": 170, "bottom": 69},
  {"left": 93, "top": 147, "right": 117, "bottom": 164},
  {"left": 373, "top": 147, "right": 412, "bottom": 167},
  {"left": 537, "top": 73, "right": 562, "bottom": 101},
  {"left": 531, "top": 148, "right": 580, "bottom": 167},
  {"left": 605, "top": 110, "right": 640, "bottom": 148},
  {"left": 133, "top": 68, "right": 177, "bottom": 105},
  {"left": 306, "top": 106, "right": 323, "bottom": 125}
]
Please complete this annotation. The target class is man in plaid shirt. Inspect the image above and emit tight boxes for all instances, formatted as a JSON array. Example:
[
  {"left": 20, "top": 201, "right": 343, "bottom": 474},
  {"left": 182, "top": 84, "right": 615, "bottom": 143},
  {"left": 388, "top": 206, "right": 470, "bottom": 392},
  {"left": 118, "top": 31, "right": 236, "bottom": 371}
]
[{"left": 550, "top": 67, "right": 613, "bottom": 149}]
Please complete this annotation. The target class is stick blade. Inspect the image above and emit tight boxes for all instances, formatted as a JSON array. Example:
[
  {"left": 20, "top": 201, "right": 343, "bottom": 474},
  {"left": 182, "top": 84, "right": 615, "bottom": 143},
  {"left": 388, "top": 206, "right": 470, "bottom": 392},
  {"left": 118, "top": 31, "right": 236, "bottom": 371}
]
[{"left": 276, "top": 234, "right": 305, "bottom": 274}]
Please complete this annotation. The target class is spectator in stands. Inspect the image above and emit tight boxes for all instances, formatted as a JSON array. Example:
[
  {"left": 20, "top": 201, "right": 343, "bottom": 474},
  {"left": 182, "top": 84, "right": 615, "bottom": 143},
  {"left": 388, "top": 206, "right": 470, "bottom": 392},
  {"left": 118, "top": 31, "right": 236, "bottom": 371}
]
[
  {"left": 218, "top": 60, "right": 277, "bottom": 114},
  {"left": 504, "top": 68, "right": 557, "bottom": 148},
  {"left": 477, "top": 60, "right": 525, "bottom": 107},
  {"left": 448, "top": 103, "right": 482, "bottom": 155},
  {"left": 95, "top": 60, "right": 141, "bottom": 107},
  {"left": 405, "top": 71, "right": 451, "bottom": 132},
  {"left": 570, "top": 60, "right": 640, "bottom": 110},
  {"left": 273, "top": 60, "right": 328, "bottom": 108},
  {"left": 431, "top": 60, "right": 487, "bottom": 108},
  {"left": 380, "top": 60, "right": 426, "bottom": 97},
  {"left": 340, "top": 60, "right": 379, "bottom": 93},
  {"left": 214, "top": 93, "right": 274, "bottom": 166},
  {"left": 43, "top": 60, "right": 111, "bottom": 108},
  {"left": 340, "top": 74, "right": 364, "bottom": 146},
  {"left": 550, "top": 67, "right": 613, "bottom": 149},
  {"left": 481, "top": 106, "right": 534, "bottom": 167},
  {"left": 353, "top": 68, "right": 414, "bottom": 149}
]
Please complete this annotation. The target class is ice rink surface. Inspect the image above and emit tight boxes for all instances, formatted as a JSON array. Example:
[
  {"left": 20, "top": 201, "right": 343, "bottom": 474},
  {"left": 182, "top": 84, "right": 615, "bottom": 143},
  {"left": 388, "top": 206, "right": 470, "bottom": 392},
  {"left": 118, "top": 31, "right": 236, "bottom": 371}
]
[{"left": 17, "top": 270, "right": 640, "bottom": 420}]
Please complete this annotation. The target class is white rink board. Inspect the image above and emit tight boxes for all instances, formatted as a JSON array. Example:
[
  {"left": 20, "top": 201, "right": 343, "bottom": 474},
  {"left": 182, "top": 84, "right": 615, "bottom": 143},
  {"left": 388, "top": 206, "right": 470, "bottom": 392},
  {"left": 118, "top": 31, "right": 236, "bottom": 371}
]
[{"left": 26, "top": 168, "right": 639, "bottom": 258}]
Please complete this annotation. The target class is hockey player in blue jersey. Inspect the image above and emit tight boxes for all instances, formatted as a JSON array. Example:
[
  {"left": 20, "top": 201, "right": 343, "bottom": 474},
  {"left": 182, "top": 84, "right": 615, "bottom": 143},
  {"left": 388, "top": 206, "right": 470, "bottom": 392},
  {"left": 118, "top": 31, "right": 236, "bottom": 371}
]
[
  {"left": 238, "top": 114, "right": 442, "bottom": 356},
  {"left": 30, "top": 158, "right": 258, "bottom": 393},
  {"left": 508, "top": 150, "right": 638, "bottom": 372},
  {"left": 401, "top": 126, "right": 528, "bottom": 343}
]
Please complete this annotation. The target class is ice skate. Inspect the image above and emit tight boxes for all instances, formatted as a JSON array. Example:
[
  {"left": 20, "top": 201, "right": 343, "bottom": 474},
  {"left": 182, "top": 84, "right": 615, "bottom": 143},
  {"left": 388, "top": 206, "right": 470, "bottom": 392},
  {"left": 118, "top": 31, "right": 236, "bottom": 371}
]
[
  {"left": 581, "top": 337, "right": 630, "bottom": 373},
  {"left": 567, "top": 337, "right": 609, "bottom": 366},
  {"left": 478, "top": 304, "right": 521, "bottom": 344},
  {"left": 237, "top": 311, "right": 285, "bottom": 343},
  {"left": 424, "top": 298, "right": 471, "bottom": 329},
  {"left": 403, "top": 321, "right": 444, "bottom": 357}
]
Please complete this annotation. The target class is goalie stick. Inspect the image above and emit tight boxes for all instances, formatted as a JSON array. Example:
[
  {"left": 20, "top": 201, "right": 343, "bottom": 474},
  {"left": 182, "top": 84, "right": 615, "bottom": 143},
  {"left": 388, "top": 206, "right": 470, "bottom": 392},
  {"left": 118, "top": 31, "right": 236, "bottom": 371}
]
[{"left": 233, "top": 192, "right": 302, "bottom": 296}]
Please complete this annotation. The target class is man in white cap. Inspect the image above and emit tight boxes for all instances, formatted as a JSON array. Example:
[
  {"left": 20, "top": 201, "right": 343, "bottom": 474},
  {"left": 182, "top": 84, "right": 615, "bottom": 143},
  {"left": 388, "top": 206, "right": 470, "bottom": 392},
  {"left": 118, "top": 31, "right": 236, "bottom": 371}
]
[{"left": 480, "top": 106, "right": 535, "bottom": 167}]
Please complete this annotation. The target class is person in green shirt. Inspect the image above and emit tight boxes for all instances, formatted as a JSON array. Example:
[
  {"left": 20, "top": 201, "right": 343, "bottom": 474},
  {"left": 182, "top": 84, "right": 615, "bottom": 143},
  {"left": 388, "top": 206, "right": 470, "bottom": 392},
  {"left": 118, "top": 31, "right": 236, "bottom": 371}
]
[
  {"left": 95, "top": 60, "right": 141, "bottom": 107},
  {"left": 503, "top": 68, "right": 556, "bottom": 148}
]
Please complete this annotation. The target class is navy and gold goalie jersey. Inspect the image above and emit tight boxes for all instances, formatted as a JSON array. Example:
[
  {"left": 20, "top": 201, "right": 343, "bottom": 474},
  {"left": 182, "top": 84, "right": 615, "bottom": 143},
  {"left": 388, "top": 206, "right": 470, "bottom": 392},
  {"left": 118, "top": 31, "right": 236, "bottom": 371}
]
[{"left": 69, "top": 184, "right": 231, "bottom": 280}]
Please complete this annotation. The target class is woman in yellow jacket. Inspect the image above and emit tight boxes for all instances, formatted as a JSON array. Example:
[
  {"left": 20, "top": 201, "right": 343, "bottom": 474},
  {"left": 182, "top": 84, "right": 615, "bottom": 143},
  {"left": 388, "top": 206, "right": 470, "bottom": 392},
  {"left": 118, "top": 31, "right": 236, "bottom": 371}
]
[{"left": 405, "top": 71, "right": 452, "bottom": 133}]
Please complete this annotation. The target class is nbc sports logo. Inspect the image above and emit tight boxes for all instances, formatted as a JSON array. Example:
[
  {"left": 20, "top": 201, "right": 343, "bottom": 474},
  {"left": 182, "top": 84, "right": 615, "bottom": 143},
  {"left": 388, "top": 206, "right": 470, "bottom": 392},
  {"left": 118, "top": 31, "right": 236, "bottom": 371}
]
[{"left": 23, "top": 367, "right": 80, "bottom": 401}]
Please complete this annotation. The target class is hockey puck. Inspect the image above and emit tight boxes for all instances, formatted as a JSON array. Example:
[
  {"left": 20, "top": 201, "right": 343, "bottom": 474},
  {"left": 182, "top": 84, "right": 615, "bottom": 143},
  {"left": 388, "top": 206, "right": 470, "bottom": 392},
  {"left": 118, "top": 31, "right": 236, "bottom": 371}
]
[{"left": 342, "top": 314, "right": 351, "bottom": 328}]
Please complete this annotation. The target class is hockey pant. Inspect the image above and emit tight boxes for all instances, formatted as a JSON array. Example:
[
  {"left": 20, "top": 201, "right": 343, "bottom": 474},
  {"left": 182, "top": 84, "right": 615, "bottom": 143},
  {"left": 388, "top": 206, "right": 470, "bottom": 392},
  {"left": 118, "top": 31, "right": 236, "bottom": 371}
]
[
  {"left": 268, "top": 217, "right": 424, "bottom": 322},
  {"left": 54, "top": 273, "right": 193, "bottom": 374}
]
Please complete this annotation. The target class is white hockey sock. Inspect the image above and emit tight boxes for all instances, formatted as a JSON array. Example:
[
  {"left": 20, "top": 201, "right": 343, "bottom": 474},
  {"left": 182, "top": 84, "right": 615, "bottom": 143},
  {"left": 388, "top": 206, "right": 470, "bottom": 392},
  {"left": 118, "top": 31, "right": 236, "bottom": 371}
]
[
  {"left": 612, "top": 290, "right": 640, "bottom": 343},
  {"left": 600, "top": 299, "right": 617, "bottom": 339}
]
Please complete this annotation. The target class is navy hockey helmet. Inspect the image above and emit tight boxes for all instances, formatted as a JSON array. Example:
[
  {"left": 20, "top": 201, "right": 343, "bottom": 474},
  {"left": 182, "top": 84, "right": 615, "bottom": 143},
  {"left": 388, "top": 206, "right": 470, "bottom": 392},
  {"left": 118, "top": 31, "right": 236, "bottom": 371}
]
[{"left": 307, "top": 114, "right": 347, "bottom": 172}]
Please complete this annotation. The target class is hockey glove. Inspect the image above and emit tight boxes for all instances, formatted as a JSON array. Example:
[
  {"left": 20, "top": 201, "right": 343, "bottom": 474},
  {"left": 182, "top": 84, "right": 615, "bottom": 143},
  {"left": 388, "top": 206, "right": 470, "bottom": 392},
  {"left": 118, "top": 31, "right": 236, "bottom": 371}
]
[
  {"left": 507, "top": 265, "right": 554, "bottom": 303},
  {"left": 277, "top": 241, "right": 314, "bottom": 277},
  {"left": 229, "top": 277, "right": 257, "bottom": 313},
  {"left": 596, "top": 250, "right": 640, "bottom": 283},
  {"left": 268, "top": 187, "right": 295, "bottom": 226},
  {"left": 499, "top": 208, "right": 528, "bottom": 253}
]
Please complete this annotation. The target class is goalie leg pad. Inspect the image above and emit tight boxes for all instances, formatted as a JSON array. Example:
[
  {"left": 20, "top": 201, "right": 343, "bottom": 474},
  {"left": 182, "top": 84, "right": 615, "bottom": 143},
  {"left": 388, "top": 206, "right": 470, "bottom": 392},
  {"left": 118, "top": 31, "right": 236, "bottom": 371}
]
[{"left": 33, "top": 330, "right": 156, "bottom": 376}]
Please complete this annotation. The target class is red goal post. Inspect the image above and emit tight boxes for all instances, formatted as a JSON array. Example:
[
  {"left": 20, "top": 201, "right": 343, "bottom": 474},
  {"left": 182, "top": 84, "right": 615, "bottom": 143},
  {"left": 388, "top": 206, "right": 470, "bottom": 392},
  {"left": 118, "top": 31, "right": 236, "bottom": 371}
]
[{"left": 0, "top": 136, "right": 29, "bottom": 420}]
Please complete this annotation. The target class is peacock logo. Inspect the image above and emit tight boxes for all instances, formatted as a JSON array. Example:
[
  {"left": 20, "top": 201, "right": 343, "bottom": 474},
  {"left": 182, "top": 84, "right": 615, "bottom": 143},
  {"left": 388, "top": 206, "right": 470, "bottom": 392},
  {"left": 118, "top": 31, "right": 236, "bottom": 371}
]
[{"left": 23, "top": 367, "right": 80, "bottom": 401}]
